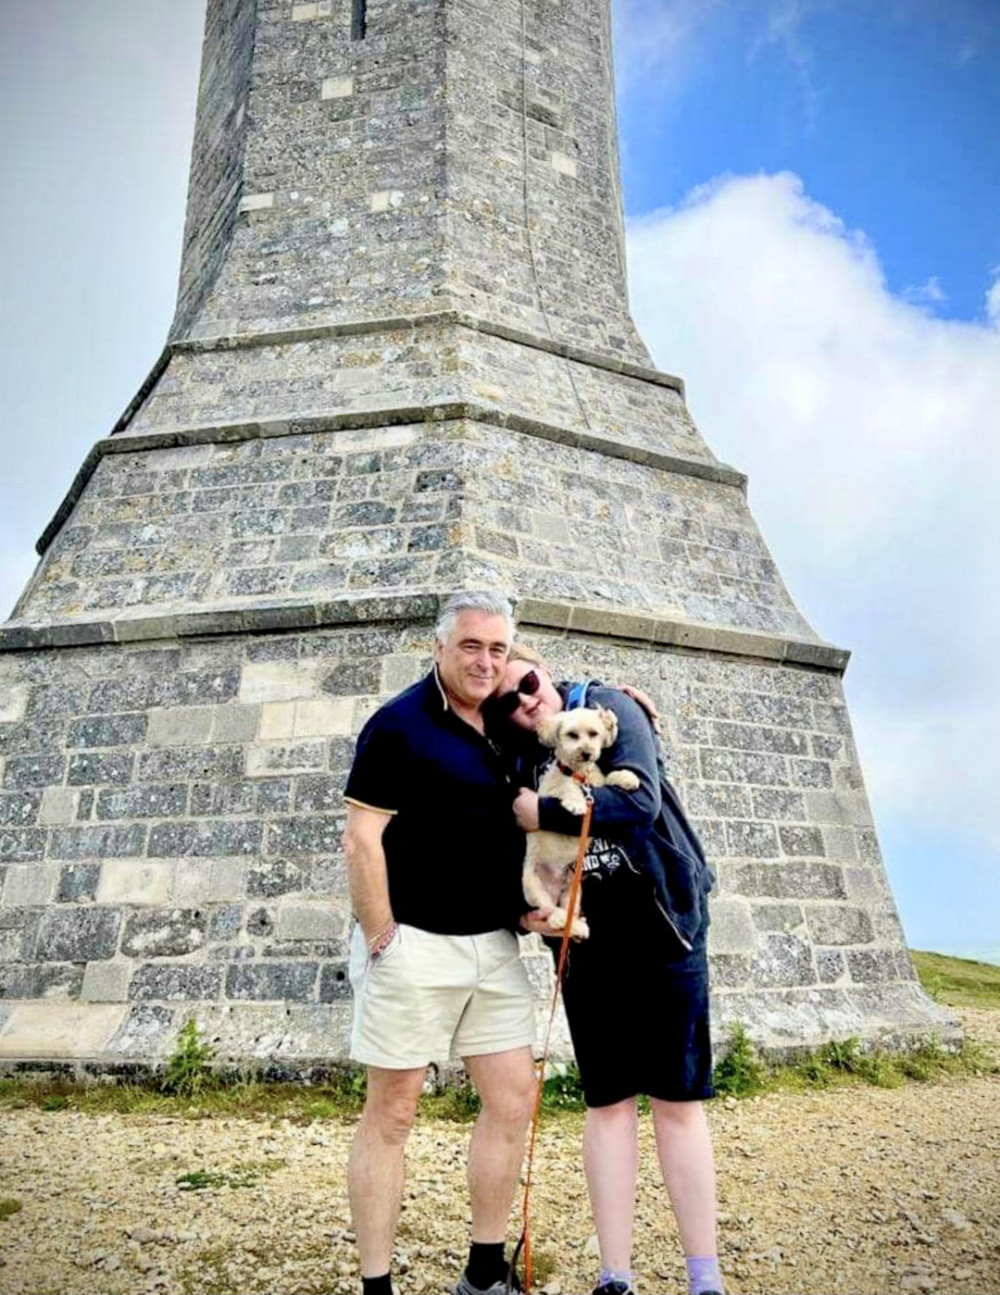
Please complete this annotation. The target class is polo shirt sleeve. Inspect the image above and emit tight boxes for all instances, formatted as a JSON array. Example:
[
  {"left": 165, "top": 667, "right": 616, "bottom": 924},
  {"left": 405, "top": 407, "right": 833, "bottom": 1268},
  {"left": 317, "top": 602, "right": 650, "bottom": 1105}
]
[{"left": 344, "top": 713, "right": 406, "bottom": 816}]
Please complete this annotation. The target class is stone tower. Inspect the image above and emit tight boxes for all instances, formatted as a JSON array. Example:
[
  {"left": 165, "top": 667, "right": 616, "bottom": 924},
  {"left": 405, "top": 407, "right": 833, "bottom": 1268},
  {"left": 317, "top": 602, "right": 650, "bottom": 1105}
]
[{"left": 0, "top": 0, "right": 953, "bottom": 1071}]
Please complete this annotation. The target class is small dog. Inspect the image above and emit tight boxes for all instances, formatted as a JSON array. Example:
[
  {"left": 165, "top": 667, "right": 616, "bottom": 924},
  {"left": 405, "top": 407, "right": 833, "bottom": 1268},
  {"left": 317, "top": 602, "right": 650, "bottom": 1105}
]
[{"left": 523, "top": 706, "right": 640, "bottom": 940}]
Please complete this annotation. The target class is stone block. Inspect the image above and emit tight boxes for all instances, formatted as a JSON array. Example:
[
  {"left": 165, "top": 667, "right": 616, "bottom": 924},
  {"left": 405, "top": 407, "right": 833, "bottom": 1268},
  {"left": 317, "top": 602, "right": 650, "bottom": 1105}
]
[
  {"left": 96, "top": 784, "right": 189, "bottom": 820},
  {"left": 779, "top": 826, "right": 825, "bottom": 857},
  {"left": 550, "top": 150, "right": 578, "bottom": 176},
  {"left": 122, "top": 908, "right": 209, "bottom": 958},
  {"left": 239, "top": 191, "right": 274, "bottom": 212},
  {"left": 81, "top": 962, "right": 132, "bottom": 1003},
  {"left": 248, "top": 858, "right": 311, "bottom": 898},
  {"left": 129, "top": 964, "right": 223, "bottom": 1000},
  {"left": 0, "top": 683, "right": 28, "bottom": 723},
  {"left": 319, "top": 961, "right": 351, "bottom": 1001},
  {"left": 226, "top": 962, "right": 318, "bottom": 1001},
  {"left": 3, "top": 862, "right": 58, "bottom": 907},
  {"left": 67, "top": 714, "right": 148, "bottom": 748},
  {"left": 172, "top": 858, "right": 248, "bottom": 904},
  {"left": 0, "top": 1003, "right": 127, "bottom": 1057},
  {"left": 265, "top": 815, "right": 343, "bottom": 856},
  {"left": 35, "top": 907, "right": 121, "bottom": 961},
  {"left": 293, "top": 775, "right": 344, "bottom": 813},
  {"left": 0, "top": 828, "right": 46, "bottom": 862},
  {"left": 750, "top": 789, "right": 805, "bottom": 821},
  {"left": 705, "top": 899, "right": 756, "bottom": 955},
  {"left": 275, "top": 902, "right": 346, "bottom": 943},
  {"left": 749, "top": 933, "right": 816, "bottom": 988},
  {"left": 3, "top": 754, "right": 66, "bottom": 789},
  {"left": 49, "top": 828, "right": 146, "bottom": 859},
  {"left": 57, "top": 863, "right": 101, "bottom": 903},
  {"left": 320, "top": 660, "right": 381, "bottom": 695},
  {"left": 0, "top": 791, "right": 41, "bottom": 826},
  {"left": 105, "top": 1003, "right": 175, "bottom": 1057},
  {"left": 816, "top": 949, "right": 846, "bottom": 983},
  {"left": 239, "top": 661, "right": 318, "bottom": 703},
  {"left": 38, "top": 787, "right": 80, "bottom": 826},
  {"left": 246, "top": 739, "right": 327, "bottom": 776},
  {"left": 700, "top": 749, "right": 789, "bottom": 786},
  {"left": 210, "top": 704, "right": 260, "bottom": 741},
  {"left": 846, "top": 948, "right": 898, "bottom": 984},
  {"left": 67, "top": 751, "right": 134, "bottom": 785},
  {"left": 137, "top": 745, "right": 244, "bottom": 781},
  {"left": 209, "top": 904, "right": 244, "bottom": 940},
  {"left": 95, "top": 860, "right": 169, "bottom": 906},
  {"left": 259, "top": 696, "right": 353, "bottom": 740},
  {"left": 724, "top": 820, "right": 780, "bottom": 859},
  {"left": 146, "top": 707, "right": 214, "bottom": 746},
  {"left": 148, "top": 820, "right": 262, "bottom": 857},
  {"left": 805, "top": 905, "right": 875, "bottom": 946},
  {"left": 790, "top": 759, "right": 833, "bottom": 788},
  {"left": 321, "top": 75, "right": 354, "bottom": 99},
  {"left": 751, "top": 902, "right": 804, "bottom": 933}
]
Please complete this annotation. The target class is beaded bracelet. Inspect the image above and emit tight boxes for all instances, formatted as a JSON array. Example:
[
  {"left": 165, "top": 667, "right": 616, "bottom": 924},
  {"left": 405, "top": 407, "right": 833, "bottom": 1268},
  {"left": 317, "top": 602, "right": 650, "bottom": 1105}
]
[{"left": 367, "top": 920, "right": 398, "bottom": 961}]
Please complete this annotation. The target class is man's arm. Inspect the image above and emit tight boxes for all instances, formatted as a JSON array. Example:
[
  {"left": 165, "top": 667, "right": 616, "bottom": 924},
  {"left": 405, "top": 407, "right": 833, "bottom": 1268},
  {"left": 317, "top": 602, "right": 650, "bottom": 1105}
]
[{"left": 344, "top": 804, "right": 395, "bottom": 944}]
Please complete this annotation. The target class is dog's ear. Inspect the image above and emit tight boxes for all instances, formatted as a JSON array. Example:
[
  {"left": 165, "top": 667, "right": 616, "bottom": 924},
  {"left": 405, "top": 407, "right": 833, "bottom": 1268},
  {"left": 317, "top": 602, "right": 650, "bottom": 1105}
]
[
  {"left": 597, "top": 706, "right": 619, "bottom": 747},
  {"left": 537, "top": 715, "right": 561, "bottom": 749}
]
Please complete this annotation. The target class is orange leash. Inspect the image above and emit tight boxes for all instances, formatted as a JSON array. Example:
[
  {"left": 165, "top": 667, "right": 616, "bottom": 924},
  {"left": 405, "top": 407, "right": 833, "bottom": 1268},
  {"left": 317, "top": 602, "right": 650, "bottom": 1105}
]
[{"left": 509, "top": 796, "right": 593, "bottom": 1294}]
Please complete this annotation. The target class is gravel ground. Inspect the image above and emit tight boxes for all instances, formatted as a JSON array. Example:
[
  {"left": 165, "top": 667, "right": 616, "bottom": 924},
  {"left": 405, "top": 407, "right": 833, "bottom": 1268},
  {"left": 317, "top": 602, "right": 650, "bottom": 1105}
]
[{"left": 1, "top": 1008, "right": 998, "bottom": 1295}]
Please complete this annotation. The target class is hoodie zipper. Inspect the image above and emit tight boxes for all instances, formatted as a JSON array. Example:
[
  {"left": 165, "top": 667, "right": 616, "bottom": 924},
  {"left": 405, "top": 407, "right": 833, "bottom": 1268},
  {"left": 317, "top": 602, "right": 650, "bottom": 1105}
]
[{"left": 654, "top": 896, "right": 693, "bottom": 952}]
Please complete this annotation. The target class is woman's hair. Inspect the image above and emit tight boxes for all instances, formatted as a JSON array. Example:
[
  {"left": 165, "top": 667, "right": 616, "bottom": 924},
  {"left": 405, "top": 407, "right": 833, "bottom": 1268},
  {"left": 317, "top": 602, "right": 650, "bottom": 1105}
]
[{"left": 506, "top": 641, "right": 548, "bottom": 669}]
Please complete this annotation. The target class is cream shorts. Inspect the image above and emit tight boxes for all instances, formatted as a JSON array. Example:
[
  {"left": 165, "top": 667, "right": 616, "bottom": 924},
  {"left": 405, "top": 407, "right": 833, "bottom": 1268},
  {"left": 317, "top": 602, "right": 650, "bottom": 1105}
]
[{"left": 348, "top": 922, "right": 536, "bottom": 1069}]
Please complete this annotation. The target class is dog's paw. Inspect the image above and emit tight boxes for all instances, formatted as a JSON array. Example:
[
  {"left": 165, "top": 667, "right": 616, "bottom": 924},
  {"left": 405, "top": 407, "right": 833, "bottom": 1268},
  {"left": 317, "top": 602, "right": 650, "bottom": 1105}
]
[
  {"left": 571, "top": 917, "right": 590, "bottom": 941},
  {"left": 548, "top": 908, "right": 567, "bottom": 932},
  {"left": 605, "top": 769, "right": 640, "bottom": 791},
  {"left": 559, "top": 786, "right": 589, "bottom": 816}
]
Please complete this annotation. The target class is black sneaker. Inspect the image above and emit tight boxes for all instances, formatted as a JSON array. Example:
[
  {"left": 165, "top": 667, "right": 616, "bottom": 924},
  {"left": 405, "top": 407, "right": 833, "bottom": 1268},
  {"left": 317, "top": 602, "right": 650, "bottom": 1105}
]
[{"left": 591, "top": 1282, "right": 637, "bottom": 1295}]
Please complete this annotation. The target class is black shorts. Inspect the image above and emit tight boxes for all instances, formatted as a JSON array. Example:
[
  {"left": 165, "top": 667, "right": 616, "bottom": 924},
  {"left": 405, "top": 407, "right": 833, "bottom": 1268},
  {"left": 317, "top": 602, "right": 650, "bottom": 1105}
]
[{"left": 559, "top": 924, "right": 713, "bottom": 1108}]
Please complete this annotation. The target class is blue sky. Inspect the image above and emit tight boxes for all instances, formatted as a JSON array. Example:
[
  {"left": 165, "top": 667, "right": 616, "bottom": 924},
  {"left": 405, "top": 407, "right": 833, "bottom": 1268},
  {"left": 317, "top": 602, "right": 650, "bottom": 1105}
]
[{"left": 1, "top": 0, "right": 998, "bottom": 962}]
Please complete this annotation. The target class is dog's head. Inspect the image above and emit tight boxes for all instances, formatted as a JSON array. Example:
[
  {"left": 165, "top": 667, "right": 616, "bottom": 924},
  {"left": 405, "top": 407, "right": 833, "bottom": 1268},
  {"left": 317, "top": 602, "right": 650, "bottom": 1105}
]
[{"left": 537, "top": 706, "right": 619, "bottom": 770}]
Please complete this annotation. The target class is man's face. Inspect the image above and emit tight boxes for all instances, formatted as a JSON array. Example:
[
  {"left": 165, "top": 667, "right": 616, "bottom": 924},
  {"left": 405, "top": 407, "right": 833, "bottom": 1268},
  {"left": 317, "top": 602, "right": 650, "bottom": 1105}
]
[{"left": 434, "top": 610, "right": 512, "bottom": 709}]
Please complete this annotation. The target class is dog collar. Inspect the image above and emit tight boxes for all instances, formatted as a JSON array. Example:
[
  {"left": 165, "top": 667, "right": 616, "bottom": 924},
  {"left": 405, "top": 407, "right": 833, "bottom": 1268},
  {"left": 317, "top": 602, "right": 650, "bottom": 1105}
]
[{"left": 556, "top": 761, "right": 590, "bottom": 783}]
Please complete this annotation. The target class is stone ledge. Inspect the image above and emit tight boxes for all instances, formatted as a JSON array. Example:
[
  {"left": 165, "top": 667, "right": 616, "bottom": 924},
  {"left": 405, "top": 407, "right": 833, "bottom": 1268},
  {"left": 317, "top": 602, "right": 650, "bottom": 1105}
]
[
  {"left": 35, "top": 403, "right": 746, "bottom": 556},
  {"left": 0, "top": 592, "right": 849, "bottom": 672},
  {"left": 169, "top": 308, "right": 686, "bottom": 398}
]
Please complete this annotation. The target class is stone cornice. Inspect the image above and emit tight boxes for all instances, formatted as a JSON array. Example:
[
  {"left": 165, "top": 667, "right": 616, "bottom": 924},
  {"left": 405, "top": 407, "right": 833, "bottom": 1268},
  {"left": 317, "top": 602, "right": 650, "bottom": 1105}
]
[
  {"left": 0, "top": 591, "right": 850, "bottom": 673},
  {"left": 36, "top": 403, "right": 746, "bottom": 557}
]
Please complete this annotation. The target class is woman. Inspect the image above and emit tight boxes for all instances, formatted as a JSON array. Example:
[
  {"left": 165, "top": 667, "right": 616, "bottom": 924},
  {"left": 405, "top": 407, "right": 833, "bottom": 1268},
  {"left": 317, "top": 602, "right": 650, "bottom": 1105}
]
[{"left": 489, "top": 646, "right": 724, "bottom": 1295}]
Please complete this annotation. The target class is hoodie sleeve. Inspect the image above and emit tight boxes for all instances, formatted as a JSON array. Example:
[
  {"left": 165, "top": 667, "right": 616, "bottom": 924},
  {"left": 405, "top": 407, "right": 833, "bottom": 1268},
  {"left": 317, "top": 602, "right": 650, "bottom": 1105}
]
[{"left": 537, "top": 688, "right": 663, "bottom": 839}]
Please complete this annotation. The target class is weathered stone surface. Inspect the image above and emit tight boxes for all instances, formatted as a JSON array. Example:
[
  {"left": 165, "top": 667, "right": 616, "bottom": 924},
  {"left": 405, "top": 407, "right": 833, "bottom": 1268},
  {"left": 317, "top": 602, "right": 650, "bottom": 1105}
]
[
  {"left": 121, "top": 909, "right": 209, "bottom": 959},
  {"left": 97, "top": 860, "right": 170, "bottom": 906},
  {"left": 129, "top": 964, "right": 223, "bottom": 1001},
  {"left": 226, "top": 962, "right": 318, "bottom": 1002}
]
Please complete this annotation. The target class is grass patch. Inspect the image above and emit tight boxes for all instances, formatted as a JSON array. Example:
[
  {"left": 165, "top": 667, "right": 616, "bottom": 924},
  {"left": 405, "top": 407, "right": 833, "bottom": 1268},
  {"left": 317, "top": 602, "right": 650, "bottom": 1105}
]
[
  {"left": 912, "top": 949, "right": 1000, "bottom": 1009},
  {"left": 176, "top": 1158, "right": 285, "bottom": 1191},
  {"left": 0, "top": 1198, "right": 23, "bottom": 1220},
  {"left": 712, "top": 1025, "right": 997, "bottom": 1100}
]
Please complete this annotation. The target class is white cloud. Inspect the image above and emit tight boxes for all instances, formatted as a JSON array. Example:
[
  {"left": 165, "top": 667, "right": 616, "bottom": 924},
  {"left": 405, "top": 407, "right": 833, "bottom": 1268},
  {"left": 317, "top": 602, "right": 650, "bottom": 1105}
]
[
  {"left": 986, "top": 267, "right": 1000, "bottom": 328},
  {"left": 626, "top": 172, "right": 1000, "bottom": 872}
]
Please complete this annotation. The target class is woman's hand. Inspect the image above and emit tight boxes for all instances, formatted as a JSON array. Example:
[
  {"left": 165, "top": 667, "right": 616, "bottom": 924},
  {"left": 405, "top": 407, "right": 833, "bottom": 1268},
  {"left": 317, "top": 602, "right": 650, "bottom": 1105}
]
[
  {"left": 621, "top": 684, "right": 662, "bottom": 734},
  {"left": 513, "top": 787, "right": 540, "bottom": 832}
]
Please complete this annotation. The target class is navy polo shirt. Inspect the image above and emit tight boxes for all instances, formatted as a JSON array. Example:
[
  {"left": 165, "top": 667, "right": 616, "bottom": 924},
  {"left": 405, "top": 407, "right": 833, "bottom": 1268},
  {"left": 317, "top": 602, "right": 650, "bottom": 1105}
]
[{"left": 344, "top": 671, "right": 526, "bottom": 935}]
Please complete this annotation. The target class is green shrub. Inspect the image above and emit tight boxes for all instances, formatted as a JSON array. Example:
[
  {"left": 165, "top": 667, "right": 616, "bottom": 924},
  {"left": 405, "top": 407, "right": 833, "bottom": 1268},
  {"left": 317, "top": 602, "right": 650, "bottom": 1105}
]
[
  {"left": 712, "top": 1023, "right": 767, "bottom": 1097},
  {"left": 161, "top": 1019, "right": 215, "bottom": 1098}
]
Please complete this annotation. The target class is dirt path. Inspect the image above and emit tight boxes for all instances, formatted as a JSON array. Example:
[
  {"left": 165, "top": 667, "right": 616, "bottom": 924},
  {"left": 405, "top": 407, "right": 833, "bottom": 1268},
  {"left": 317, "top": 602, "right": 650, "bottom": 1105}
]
[{"left": 2, "top": 1010, "right": 998, "bottom": 1295}]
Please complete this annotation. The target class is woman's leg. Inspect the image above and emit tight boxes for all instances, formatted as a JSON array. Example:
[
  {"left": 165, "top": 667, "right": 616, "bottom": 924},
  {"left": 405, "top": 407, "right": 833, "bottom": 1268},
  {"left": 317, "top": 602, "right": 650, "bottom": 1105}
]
[
  {"left": 649, "top": 1097, "right": 718, "bottom": 1257},
  {"left": 582, "top": 1096, "right": 640, "bottom": 1272}
]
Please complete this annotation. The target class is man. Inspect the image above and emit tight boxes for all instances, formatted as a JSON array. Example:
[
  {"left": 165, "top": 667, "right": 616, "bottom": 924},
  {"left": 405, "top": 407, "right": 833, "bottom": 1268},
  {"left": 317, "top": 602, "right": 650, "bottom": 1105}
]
[{"left": 343, "top": 590, "right": 537, "bottom": 1295}]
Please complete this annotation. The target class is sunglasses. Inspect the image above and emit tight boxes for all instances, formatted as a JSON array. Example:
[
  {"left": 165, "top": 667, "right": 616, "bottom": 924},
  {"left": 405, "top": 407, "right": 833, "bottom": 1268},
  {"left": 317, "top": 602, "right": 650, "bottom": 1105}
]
[{"left": 490, "top": 669, "right": 541, "bottom": 720}]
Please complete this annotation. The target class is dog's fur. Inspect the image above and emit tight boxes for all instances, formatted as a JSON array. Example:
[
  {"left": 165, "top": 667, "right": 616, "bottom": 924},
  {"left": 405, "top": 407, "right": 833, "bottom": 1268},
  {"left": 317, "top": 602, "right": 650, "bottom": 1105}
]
[{"left": 523, "top": 706, "right": 640, "bottom": 940}]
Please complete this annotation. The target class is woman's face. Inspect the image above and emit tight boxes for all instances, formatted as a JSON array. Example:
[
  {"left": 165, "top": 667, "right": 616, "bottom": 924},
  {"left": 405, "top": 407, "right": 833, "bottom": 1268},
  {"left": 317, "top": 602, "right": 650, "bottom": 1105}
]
[{"left": 496, "top": 660, "right": 564, "bottom": 731}]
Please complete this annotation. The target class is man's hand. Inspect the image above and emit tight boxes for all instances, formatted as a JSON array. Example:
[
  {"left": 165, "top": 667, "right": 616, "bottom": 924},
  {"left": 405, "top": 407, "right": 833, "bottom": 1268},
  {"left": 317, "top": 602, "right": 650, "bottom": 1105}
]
[
  {"left": 513, "top": 787, "right": 540, "bottom": 832},
  {"left": 520, "top": 907, "right": 563, "bottom": 937}
]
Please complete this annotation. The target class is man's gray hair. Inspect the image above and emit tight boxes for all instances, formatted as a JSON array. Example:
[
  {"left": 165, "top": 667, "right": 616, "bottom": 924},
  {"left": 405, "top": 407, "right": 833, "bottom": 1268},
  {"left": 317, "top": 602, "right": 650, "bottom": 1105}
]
[{"left": 434, "top": 590, "right": 515, "bottom": 645}]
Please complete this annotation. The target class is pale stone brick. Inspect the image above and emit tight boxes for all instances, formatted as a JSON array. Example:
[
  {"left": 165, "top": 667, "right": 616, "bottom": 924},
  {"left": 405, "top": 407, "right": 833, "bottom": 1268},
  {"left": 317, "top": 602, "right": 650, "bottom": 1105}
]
[
  {"left": 3, "top": 863, "right": 58, "bottom": 907},
  {"left": 0, "top": 683, "right": 28, "bottom": 723},
  {"left": 97, "top": 861, "right": 170, "bottom": 906},
  {"left": 81, "top": 962, "right": 132, "bottom": 1003},
  {"left": 0, "top": 1003, "right": 127, "bottom": 1058},
  {"left": 292, "top": 697, "right": 354, "bottom": 737},
  {"left": 706, "top": 899, "right": 757, "bottom": 955},
  {"left": 321, "top": 76, "right": 354, "bottom": 99},
  {"left": 172, "top": 858, "right": 248, "bottom": 905},
  {"left": 275, "top": 902, "right": 347, "bottom": 942},
  {"left": 239, "top": 192, "right": 274, "bottom": 212},
  {"left": 38, "top": 787, "right": 81, "bottom": 826},
  {"left": 239, "top": 661, "right": 318, "bottom": 703},
  {"left": 147, "top": 707, "right": 214, "bottom": 746},
  {"left": 550, "top": 151, "right": 578, "bottom": 177},
  {"left": 259, "top": 701, "right": 296, "bottom": 739}
]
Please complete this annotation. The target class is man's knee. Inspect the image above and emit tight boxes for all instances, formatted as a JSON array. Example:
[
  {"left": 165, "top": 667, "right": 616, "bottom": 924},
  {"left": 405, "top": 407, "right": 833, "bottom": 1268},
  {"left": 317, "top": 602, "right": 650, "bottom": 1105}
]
[
  {"left": 475, "top": 1058, "right": 536, "bottom": 1128},
  {"left": 362, "top": 1073, "right": 423, "bottom": 1144},
  {"left": 650, "top": 1097, "right": 704, "bottom": 1128}
]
